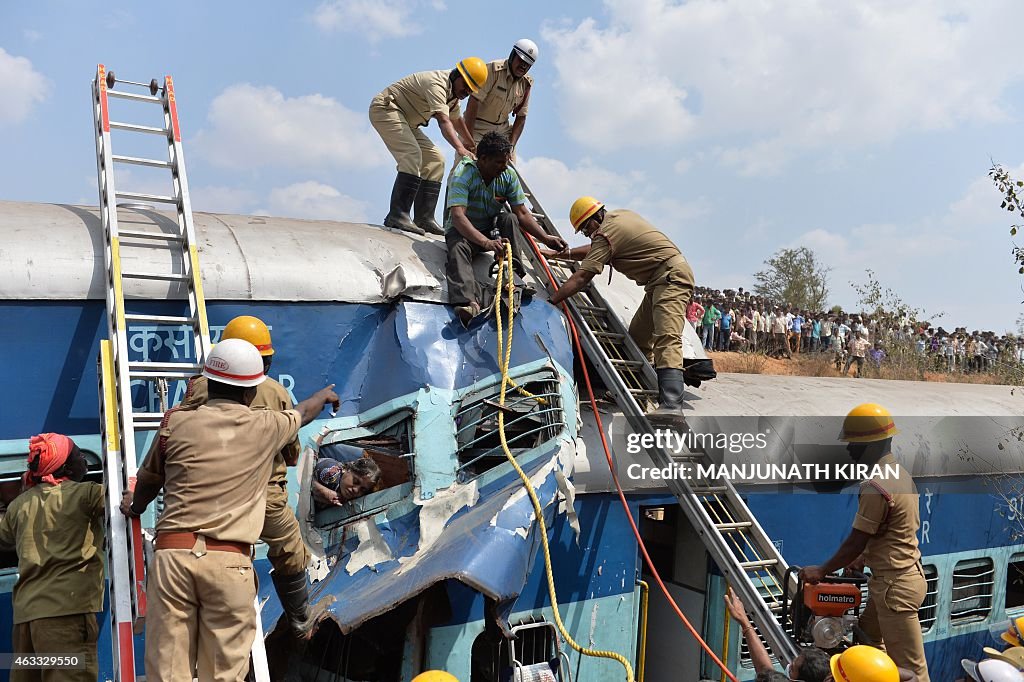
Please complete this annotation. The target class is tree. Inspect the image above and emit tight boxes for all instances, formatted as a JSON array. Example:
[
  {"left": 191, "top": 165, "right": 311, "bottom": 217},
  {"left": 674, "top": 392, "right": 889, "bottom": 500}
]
[
  {"left": 752, "top": 247, "right": 830, "bottom": 311},
  {"left": 850, "top": 268, "right": 931, "bottom": 324},
  {"left": 988, "top": 164, "right": 1024, "bottom": 276}
]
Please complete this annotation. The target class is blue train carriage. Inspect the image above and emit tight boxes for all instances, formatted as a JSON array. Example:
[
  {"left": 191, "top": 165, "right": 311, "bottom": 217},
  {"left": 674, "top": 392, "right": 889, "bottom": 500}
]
[
  {"left": 592, "top": 371, "right": 1024, "bottom": 680},
  {"left": 0, "top": 200, "right": 648, "bottom": 681}
]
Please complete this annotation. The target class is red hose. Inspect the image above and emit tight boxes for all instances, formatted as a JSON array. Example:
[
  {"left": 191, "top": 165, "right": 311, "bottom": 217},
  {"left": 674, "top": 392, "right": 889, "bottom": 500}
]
[{"left": 524, "top": 234, "right": 740, "bottom": 682}]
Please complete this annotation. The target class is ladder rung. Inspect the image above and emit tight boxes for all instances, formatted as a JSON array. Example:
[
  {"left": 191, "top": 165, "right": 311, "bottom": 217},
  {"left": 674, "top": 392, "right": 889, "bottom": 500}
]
[
  {"left": 715, "top": 521, "right": 753, "bottom": 531},
  {"left": 609, "top": 359, "right": 645, "bottom": 369},
  {"left": 128, "top": 361, "right": 202, "bottom": 379},
  {"left": 131, "top": 414, "right": 166, "bottom": 430},
  {"left": 108, "top": 90, "right": 162, "bottom": 104},
  {"left": 109, "top": 121, "right": 169, "bottom": 135},
  {"left": 690, "top": 486, "right": 727, "bottom": 494},
  {"left": 592, "top": 331, "right": 626, "bottom": 340},
  {"left": 575, "top": 303, "right": 608, "bottom": 314},
  {"left": 112, "top": 154, "right": 172, "bottom": 169},
  {"left": 740, "top": 559, "right": 778, "bottom": 570},
  {"left": 124, "top": 314, "right": 197, "bottom": 326},
  {"left": 121, "top": 270, "right": 187, "bottom": 282},
  {"left": 119, "top": 229, "right": 183, "bottom": 241},
  {"left": 628, "top": 388, "right": 659, "bottom": 396},
  {"left": 117, "top": 191, "right": 178, "bottom": 204}
]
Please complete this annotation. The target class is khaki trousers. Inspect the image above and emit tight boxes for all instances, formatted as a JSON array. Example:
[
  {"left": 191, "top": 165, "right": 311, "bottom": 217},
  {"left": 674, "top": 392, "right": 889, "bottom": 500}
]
[
  {"left": 11, "top": 613, "right": 99, "bottom": 682},
  {"left": 859, "top": 563, "right": 930, "bottom": 682},
  {"left": 262, "top": 483, "right": 310, "bottom": 576},
  {"left": 144, "top": 547, "right": 257, "bottom": 682},
  {"left": 628, "top": 259, "right": 694, "bottom": 371},
  {"left": 369, "top": 94, "right": 445, "bottom": 181}
]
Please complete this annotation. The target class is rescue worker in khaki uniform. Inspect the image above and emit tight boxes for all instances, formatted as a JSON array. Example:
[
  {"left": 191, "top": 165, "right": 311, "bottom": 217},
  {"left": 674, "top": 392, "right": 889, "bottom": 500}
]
[
  {"left": 545, "top": 197, "right": 695, "bottom": 420},
  {"left": 462, "top": 39, "right": 538, "bottom": 163},
  {"left": 369, "top": 58, "right": 488, "bottom": 236},
  {"left": 177, "top": 315, "right": 329, "bottom": 639},
  {"left": 122, "top": 339, "right": 340, "bottom": 682},
  {"left": 0, "top": 433, "right": 101, "bottom": 682},
  {"left": 801, "top": 403, "right": 930, "bottom": 682}
]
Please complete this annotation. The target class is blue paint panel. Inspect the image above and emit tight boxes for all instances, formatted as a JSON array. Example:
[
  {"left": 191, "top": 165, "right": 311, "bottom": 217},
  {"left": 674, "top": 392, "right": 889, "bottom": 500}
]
[{"left": 0, "top": 299, "right": 572, "bottom": 440}]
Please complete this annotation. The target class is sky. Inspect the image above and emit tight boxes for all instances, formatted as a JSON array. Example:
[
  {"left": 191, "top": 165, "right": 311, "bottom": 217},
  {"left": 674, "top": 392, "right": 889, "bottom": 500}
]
[{"left": 2, "top": 0, "right": 1024, "bottom": 332}]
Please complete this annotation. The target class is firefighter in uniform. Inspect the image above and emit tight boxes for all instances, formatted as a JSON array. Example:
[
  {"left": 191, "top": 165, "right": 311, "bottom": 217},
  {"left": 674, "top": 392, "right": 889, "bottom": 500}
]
[
  {"left": 0, "top": 434, "right": 101, "bottom": 682},
  {"left": 369, "top": 58, "right": 488, "bottom": 236},
  {"left": 546, "top": 197, "right": 695, "bottom": 420},
  {"left": 178, "top": 315, "right": 329, "bottom": 640},
  {"left": 800, "top": 403, "right": 930, "bottom": 682},
  {"left": 122, "top": 339, "right": 339, "bottom": 682},
  {"left": 462, "top": 39, "right": 538, "bottom": 163}
]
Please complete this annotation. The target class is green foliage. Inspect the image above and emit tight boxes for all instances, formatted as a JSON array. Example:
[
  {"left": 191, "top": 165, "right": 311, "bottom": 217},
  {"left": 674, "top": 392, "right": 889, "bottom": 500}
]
[
  {"left": 752, "top": 247, "right": 831, "bottom": 311},
  {"left": 988, "top": 164, "right": 1024, "bottom": 275}
]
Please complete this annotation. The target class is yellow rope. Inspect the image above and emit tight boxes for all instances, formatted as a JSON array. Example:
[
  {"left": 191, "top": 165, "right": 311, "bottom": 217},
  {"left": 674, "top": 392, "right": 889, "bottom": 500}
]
[{"left": 494, "top": 243, "right": 635, "bottom": 682}]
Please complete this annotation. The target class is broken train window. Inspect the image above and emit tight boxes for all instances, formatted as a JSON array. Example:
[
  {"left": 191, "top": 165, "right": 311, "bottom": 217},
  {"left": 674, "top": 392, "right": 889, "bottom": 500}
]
[
  {"left": 313, "top": 408, "right": 414, "bottom": 528},
  {"left": 455, "top": 369, "right": 563, "bottom": 482}
]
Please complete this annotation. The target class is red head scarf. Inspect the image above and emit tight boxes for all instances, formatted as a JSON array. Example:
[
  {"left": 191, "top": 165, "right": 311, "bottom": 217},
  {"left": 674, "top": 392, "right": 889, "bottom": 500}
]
[{"left": 23, "top": 433, "right": 73, "bottom": 488}]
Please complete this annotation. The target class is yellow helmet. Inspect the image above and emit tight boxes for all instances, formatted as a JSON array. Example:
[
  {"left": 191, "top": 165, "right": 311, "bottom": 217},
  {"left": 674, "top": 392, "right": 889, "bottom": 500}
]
[
  {"left": 839, "top": 403, "right": 898, "bottom": 443},
  {"left": 456, "top": 57, "right": 487, "bottom": 93},
  {"left": 1001, "top": 616, "right": 1024, "bottom": 647},
  {"left": 830, "top": 646, "right": 900, "bottom": 682},
  {"left": 411, "top": 673, "right": 459, "bottom": 682},
  {"left": 222, "top": 315, "right": 274, "bottom": 357},
  {"left": 569, "top": 196, "right": 604, "bottom": 232}
]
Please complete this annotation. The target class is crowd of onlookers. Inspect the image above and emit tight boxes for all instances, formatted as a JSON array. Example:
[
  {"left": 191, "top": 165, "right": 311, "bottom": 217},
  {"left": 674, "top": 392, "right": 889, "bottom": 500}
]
[{"left": 688, "top": 286, "right": 1024, "bottom": 379}]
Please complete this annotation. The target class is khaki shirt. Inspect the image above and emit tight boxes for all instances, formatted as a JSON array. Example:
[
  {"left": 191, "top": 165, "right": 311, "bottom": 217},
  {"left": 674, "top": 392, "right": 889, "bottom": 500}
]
[
  {"left": 471, "top": 60, "right": 532, "bottom": 126},
  {"left": 852, "top": 453, "right": 922, "bottom": 572},
  {"left": 138, "top": 399, "right": 300, "bottom": 544},
  {"left": 0, "top": 481, "right": 105, "bottom": 623},
  {"left": 180, "top": 375, "right": 299, "bottom": 485},
  {"left": 579, "top": 209, "right": 687, "bottom": 286},
  {"left": 378, "top": 70, "right": 462, "bottom": 128}
]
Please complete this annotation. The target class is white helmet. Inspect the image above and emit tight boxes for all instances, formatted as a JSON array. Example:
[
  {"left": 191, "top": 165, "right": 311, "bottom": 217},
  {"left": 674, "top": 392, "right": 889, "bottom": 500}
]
[
  {"left": 513, "top": 38, "right": 539, "bottom": 65},
  {"left": 962, "top": 658, "right": 1024, "bottom": 682},
  {"left": 202, "top": 338, "right": 267, "bottom": 388}
]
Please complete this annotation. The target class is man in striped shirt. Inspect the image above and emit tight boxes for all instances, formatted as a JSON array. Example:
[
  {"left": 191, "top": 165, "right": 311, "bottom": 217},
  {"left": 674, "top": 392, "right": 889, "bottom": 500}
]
[{"left": 444, "top": 132, "right": 566, "bottom": 325}]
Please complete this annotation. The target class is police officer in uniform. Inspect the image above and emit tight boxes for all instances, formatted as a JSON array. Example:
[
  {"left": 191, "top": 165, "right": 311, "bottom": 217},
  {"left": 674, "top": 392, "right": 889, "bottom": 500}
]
[
  {"left": 546, "top": 197, "right": 696, "bottom": 421},
  {"left": 462, "top": 39, "right": 538, "bottom": 163},
  {"left": 122, "top": 339, "right": 340, "bottom": 682},
  {"left": 800, "top": 403, "right": 930, "bottom": 682},
  {"left": 369, "top": 58, "right": 488, "bottom": 236},
  {"left": 177, "top": 315, "right": 329, "bottom": 640}
]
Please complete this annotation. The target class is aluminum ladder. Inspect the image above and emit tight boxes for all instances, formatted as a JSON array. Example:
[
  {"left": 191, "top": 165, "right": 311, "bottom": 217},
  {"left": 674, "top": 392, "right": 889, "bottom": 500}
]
[
  {"left": 92, "top": 64, "right": 269, "bottom": 681},
  {"left": 514, "top": 172, "right": 800, "bottom": 669}
]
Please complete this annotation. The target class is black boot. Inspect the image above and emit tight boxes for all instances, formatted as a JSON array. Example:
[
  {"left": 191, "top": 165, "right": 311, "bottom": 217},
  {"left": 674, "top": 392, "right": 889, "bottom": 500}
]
[
  {"left": 383, "top": 172, "right": 424, "bottom": 235},
  {"left": 270, "top": 570, "right": 335, "bottom": 640},
  {"left": 414, "top": 179, "right": 444, "bottom": 235},
  {"left": 649, "top": 367, "right": 687, "bottom": 427}
]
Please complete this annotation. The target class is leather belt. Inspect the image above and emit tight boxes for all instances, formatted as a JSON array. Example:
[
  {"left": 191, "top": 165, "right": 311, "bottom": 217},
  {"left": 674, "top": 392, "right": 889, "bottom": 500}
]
[{"left": 155, "top": 531, "right": 252, "bottom": 556}]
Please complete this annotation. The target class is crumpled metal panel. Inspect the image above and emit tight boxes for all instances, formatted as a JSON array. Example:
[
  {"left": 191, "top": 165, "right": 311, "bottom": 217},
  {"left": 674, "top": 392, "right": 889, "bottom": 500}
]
[{"left": 258, "top": 297, "right": 577, "bottom": 636}]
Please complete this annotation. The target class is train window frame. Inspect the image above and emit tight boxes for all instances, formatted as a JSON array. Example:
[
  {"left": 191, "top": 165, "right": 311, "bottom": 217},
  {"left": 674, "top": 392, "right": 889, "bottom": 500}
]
[
  {"left": 950, "top": 557, "right": 995, "bottom": 626},
  {"left": 918, "top": 564, "right": 939, "bottom": 633},
  {"left": 1007, "top": 553, "right": 1024, "bottom": 615},
  {"left": 312, "top": 409, "right": 415, "bottom": 530}
]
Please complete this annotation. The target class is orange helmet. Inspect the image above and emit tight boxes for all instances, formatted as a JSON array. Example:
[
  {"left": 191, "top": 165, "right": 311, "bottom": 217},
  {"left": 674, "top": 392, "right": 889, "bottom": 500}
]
[
  {"left": 839, "top": 403, "right": 898, "bottom": 443},
  {"left": 222, "top": 315, "right": 274, "bottom": 357},
  {"left": 569, "top": 196, "right": 604, "bottom": 232}
]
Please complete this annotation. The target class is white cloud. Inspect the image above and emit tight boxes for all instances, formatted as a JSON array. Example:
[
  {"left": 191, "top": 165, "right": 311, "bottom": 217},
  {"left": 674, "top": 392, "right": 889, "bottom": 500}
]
[
  {"left": 311, "top": 0, "right": 438, "bottom": 42},
  {"left": 0, "top": 49, "right": 48, "bottom": 124},
  {"left": 189, "top": 185, "right": 259, "bottom": 215},
  {"left": 543, "top": 0, "right": 1024, "bottom": 171},
  {"left": 193, "top": 84, "right": 387, "bottom": 171},
  {"left": 23, "top": 30, "right": 41, "bottom": 43},
  {"left": 258, "top": 181, "right": 370, "bottom": 223}
]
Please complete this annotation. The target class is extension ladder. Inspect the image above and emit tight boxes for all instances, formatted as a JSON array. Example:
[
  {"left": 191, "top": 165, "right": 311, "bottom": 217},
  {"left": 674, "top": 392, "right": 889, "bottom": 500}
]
[
  {"left": 92, "top": 64, "right": 269, "bottom": 681},
  {"left": 514, "top": 173, "right": 800, "bottom": 668}
]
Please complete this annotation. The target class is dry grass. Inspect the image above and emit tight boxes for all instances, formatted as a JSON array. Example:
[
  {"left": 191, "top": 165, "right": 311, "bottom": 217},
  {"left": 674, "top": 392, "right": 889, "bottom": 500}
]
[{"left": 709, "top": 350, "right": 1016, "bottom": 385}]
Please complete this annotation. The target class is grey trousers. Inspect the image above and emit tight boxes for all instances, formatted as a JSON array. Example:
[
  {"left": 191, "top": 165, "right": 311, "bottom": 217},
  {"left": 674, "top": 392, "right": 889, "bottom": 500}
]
[{"left": 445, "top": 211, "right": 525, "bottom": 307}]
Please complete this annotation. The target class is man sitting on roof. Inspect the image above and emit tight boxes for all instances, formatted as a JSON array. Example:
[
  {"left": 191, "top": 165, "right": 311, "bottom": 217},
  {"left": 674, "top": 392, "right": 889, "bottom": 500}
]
[{"left": 444, "top": 132, "right": 566, "bottom": 326}]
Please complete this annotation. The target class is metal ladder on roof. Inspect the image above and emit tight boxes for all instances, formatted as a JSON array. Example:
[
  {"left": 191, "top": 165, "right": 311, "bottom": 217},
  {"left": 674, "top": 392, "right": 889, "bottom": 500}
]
[
  {"left": 514, "top": 171, "right": 800, "bottom": 669},
  {"left": 91, "top": 64, "right": 269, "bottom": 682}
]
